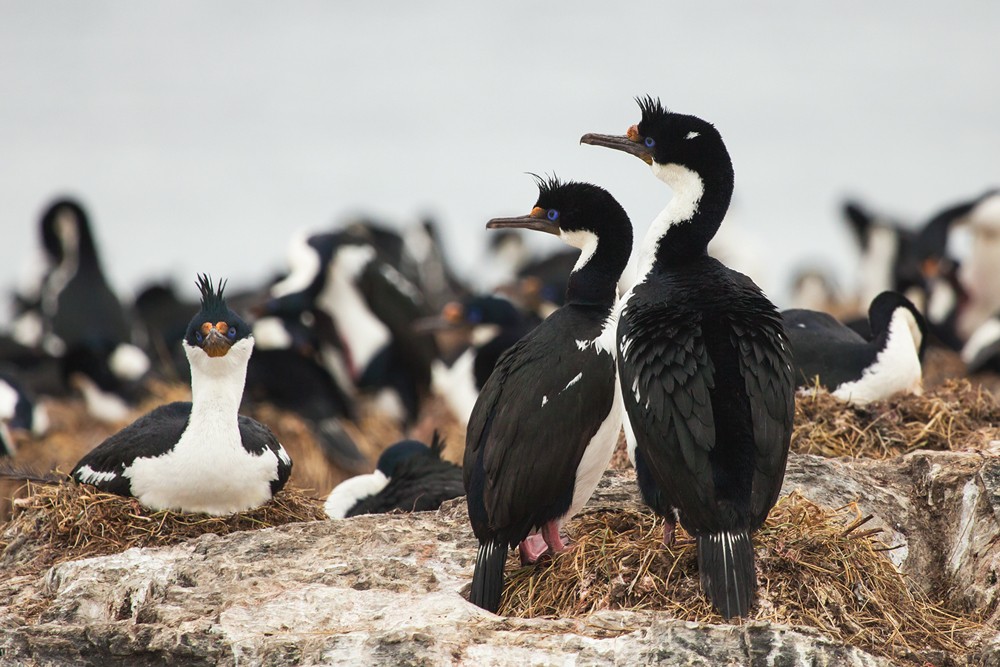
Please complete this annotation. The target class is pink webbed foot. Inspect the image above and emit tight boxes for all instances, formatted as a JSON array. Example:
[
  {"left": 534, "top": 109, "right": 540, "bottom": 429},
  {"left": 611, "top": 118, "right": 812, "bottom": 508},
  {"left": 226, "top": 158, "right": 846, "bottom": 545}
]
[
  {"left": 518, "top": 534, "right": 548, "bottom": 565},
  {"left": 541, "top": 519, "right": 572, "bottom": 555}
]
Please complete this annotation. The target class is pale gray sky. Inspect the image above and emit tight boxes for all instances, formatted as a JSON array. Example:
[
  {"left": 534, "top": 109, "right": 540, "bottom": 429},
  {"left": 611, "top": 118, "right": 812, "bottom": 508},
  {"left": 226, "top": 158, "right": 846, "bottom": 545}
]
[{"left": 1, "top": 2, "right": 998, "bottom": 313}]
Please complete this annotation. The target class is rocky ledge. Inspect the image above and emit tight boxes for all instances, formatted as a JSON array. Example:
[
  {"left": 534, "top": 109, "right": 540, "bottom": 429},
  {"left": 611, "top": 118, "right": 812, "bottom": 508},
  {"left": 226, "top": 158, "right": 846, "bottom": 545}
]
[{"left": 2, "top": 447, "right": 999, "bottom": 666}]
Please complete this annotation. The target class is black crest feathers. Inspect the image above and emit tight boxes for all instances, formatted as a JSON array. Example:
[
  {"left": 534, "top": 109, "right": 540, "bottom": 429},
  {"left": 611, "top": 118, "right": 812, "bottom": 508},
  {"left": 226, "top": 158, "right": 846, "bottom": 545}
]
[
  {"left": 429, "top": 430, "right": 447, "bottom": 458},
  {"left": 636, "top": 95, "right": 669, "bottom": 124},
  {"left": 527, "top": 172, "right": 563, "bottom": 196},
  {"left": 195, "top": 274, "right": 228, "bottom": 313}
]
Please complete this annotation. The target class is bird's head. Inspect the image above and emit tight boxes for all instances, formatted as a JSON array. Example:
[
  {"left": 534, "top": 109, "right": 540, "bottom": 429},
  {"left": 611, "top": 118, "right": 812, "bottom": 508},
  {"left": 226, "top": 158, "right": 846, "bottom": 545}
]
[
  {"left": 184, "top": 274, "right": 253, "bottom": 367},
  {"left": 40, "top": 197, "right": 97, "bottom": 264},
  {"left": 486, "top": 176, "right": 632, "bottom": 273},
  {"left": 376, "top": 439, "right": 431, "bottom": 477},
  {"left": 581, "top": 96, "right": 730, "bottom": 189}
]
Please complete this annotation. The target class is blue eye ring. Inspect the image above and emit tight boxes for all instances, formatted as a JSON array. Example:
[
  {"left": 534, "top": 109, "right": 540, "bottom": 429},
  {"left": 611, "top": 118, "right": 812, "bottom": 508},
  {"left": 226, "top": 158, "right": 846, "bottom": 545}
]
[
  {"left": 195, "top": 332, "right": 204, "bottom": 343},
  {"left": 227, "top": 326, "right": 237, "bottom": 339},
  {"left": 644, "top": 136, "right": 655, "bottom": 148},
  {"left": 547, "top": 209, "right": 559, "bottom": 221}
]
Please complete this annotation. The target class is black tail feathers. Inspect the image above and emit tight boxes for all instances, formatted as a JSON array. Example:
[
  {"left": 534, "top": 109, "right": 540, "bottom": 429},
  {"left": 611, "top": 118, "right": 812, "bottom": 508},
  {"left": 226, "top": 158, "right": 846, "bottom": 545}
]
[
  {"left": 697, "top": 530, "right": 755, "bottom": 619},
  {"left": 470, "top": 538, "right": 507, "bottom": 613}
]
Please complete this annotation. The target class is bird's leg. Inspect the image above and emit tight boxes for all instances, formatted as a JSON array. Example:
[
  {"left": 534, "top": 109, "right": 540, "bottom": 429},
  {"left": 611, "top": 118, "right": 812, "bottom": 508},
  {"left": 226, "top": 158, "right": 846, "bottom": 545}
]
[
  {"left": 518, "top": 534, "right": 548, "bottom": 564},
  {"left": 663, "top": 517, "right": 676, "bottom": 547},
  {"left": 541, "top": 519, "right": 571, "bottom": 554},
  {"left": 662, "top": 516, "right": 695, "bottom": 547}
]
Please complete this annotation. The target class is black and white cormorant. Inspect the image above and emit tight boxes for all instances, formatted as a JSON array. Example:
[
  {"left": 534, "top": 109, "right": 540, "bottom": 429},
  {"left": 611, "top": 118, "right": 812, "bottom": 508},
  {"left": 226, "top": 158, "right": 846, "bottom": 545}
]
[
  {"left": 131, "top": 281, "right": 365, "bottom": 472},
  {"left": 12, "top": 198, "right": 150, "bottom": 422},
  {"left": 783, "top": 291, "right": 927, "bottom": 404},
  {"left": 420, "top": 294, "right": 537, "bottom": 424},
  {"left": 962, "top": 310, "right": 1000, "bottom": 374},
  {"left": 464, "top": 177, "right": 632, "bottom": 613},
  {"left": 582, "top": 97, "right": 794, "bottom": 619},
  {"left": 71, "top": 275, "right": 292, "bottom": 515},
  {"left": 954, "top": 189, "right": 1000, "bottom": 340},
  {"left": 324, "top": 432, "right": 463, "bottom": 518},
  {"left": 263, "top": 228, "right": 435, "bottom": 424},
  {"left": 843, "top": 199, "right": 926, "bottom": 311},
  {"left": 0, "top": 371, "right": 49, "bottom": 457}
]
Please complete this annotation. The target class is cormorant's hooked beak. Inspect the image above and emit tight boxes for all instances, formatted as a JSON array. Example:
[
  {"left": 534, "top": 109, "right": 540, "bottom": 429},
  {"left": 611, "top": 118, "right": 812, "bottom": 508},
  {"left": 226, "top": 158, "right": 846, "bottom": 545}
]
[
  {"left": 199, "top": 321, "right": 233, "bottom": 358},
  {"left": 580, "top": 127, "right": 654, "bottom": 165},
  {"left": 487, "top": 208, "right": 561, "bottom": 236}
]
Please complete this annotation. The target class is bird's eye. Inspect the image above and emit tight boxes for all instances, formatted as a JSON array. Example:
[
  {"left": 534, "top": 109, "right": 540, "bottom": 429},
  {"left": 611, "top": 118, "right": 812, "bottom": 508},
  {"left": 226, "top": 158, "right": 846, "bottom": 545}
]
[
  {"left": 644, "top": 136, "right": 656, "bottom": 148},
  {"left": 547, "top": 209, "right": 559, "bottom": 221},
  {"left": 227, "top": 326, "right": 237, "bottom": 339},
  {"left": 195, "top": 332, "right": 204, "bottom": 343}
]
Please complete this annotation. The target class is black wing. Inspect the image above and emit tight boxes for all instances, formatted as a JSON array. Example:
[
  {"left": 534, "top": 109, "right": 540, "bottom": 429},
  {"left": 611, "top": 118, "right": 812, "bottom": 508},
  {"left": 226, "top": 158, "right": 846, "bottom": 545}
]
[
  {"left": 619, "top": 266, "right": 794, "bottom": 533},
  {"left": 71, "top": 401, "right": 192, "bottom": 496},
  {"left": 238, "top": 415, "right": 292, "bottom": 495},
  {"left": 464, "top": 307, "right": 617, "bottom": 544},
  {"left": 733, "top": 299, "right": 795, "bottom": 526},
  {"left": 347, "top": 455, "right": 464, "bottom": 516},
  {"left": 782, "top": 309, "right": 873, "bottom": 389},
  {"left": 618, "top": 295, "right": 718, "bottom": 520}
]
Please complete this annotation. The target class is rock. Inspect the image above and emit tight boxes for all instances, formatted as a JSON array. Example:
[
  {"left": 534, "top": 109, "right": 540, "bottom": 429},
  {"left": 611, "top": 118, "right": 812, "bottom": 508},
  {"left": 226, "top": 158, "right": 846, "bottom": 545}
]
[{"left": 2, "top": 450, "right": 999, "bottom": 665}]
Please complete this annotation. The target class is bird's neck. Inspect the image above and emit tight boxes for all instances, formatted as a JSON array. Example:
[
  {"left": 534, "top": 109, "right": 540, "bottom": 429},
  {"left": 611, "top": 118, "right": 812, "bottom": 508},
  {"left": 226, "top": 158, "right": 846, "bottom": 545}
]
[
  {"left": 186, "top": 345, "right": 251, "bottom": 421},
  {"left": 564, "top": 229, "right": 630, "bottom": 308},
  {"left": 635, "top": 161, "right": 734, "bottom": 280}
]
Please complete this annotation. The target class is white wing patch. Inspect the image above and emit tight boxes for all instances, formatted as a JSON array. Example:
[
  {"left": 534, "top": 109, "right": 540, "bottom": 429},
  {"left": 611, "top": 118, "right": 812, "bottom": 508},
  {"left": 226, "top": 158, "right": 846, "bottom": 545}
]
[
  {"left": 76, "top": 464, "right": 119, "bottom": 485},
  {"left": 575, "top": 310, "right": 619, "bottom": 357},
  {"left": 562, "top": 373, "right": 583, "bottom": 392},
  {"left": 276, "top": 445, "right": 292, "bottom": 467}
]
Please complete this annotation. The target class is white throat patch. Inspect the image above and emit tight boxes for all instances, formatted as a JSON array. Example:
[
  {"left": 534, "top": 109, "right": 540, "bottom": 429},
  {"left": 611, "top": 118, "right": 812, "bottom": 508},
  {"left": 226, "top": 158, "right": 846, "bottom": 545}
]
[
  {"left": 125, "top": 334, "right": 285, "bottom": 515},
  {"left": 560, "top": 229, "right": 599, "bottom": 273},
  {"left": 858, "top": 226, "right": 897, "bottom": 307},
  {"left": 635, "top": 163, "right": 705, "bottom": 282},
  {"left": 271, "top": 232, "right": 322, "bottom": 298},
  {"left": 252, "top": 316, "right": 294, "bottom": 350},
  {"left": 319, "top": 244, "right": 391, "bottom": 378}
]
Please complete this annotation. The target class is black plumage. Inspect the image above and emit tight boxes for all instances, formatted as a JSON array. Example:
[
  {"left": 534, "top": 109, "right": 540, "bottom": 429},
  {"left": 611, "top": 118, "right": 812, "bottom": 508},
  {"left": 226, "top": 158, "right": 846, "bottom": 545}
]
[
  {"left": 783, "top": 291, "right": 926, "bottom": 402},
  {"left": 71, "top": 275, "right": 291, "bottom": 515},
  {"left": 37, "top": 198, "right": 131, "bottom": 350},
  {"left": 262, "top": 230, "right": 436, "bottom": 424},
  {"left": 12, "top": 198, "right": 151, "bottom": 420},
  {"left": 583, "top": 97, "right": 794, "bottom": 619},
  {"left": 72, "top": 402, "right": 291, "bottom": 497},
  {"left": 345, "top": 434, "right": 464, "bottom": 517},
  {"left": 465, "top": 178, "right": 633, "bottom": 613}
]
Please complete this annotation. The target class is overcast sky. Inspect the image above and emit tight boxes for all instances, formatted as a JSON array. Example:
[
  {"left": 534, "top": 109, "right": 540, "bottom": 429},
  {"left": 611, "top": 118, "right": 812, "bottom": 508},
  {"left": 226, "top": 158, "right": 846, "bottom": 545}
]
[{"left": 1, "top": 2, "right": 997, "bottom": 315}]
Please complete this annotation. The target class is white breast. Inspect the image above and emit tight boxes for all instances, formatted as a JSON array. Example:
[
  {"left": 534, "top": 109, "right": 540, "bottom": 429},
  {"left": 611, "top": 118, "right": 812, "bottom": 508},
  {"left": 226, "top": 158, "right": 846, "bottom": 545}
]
[
  {"left": 832, "top": 309, "right": 922, "bottom": 405},
  {"left": 566, "top": 372, "right": 624, "bottom": 521},
  {"left": 124, "top": 415, "right": 285, "bottom": 515},
  {"left": 324, "top": 470, "right": 389, "bottom": 519}
]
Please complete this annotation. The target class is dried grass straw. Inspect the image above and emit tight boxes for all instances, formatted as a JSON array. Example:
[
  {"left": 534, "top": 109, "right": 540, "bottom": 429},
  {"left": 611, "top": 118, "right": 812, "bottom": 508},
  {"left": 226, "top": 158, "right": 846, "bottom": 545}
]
[
  {"left": 0, "top": 481, "right": 327, "bottom": 576},
  {"left": 501, "top": 493, "right": 980, "bottom": 663},
  {"left": 792, "top": 379, "right": 1000, "bottom": 458}
]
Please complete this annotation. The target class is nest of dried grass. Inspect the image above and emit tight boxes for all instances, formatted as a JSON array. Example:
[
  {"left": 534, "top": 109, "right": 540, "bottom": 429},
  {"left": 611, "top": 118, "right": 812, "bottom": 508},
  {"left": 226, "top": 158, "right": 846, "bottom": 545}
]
[
  {"left": 501, "top": 493, "right": 979, "bottom": 663},
  {"left": 792, "top": 379, "right": 1000, "bottom": 459},
  {"left": 0, "top": 481, "right": 326, "bottom": 576}
]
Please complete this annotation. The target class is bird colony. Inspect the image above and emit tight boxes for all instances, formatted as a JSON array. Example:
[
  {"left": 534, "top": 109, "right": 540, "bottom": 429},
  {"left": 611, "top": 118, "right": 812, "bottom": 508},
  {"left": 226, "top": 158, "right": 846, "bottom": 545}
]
[{"left": 2, "top": 97, "right": 999, "bottom": 664}]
